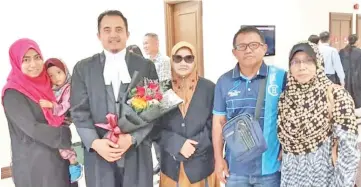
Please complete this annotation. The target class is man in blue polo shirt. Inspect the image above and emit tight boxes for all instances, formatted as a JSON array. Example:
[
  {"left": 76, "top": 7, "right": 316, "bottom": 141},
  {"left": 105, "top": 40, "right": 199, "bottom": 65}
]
[{"left": 212, "top": 26, "right": 286, "bottom": 187}]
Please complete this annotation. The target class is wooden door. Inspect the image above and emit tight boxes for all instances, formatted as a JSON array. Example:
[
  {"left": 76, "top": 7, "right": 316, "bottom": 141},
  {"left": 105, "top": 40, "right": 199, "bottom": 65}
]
[
  {"left": 329, "top": 13, "right": 353, "bottom": 50},
  {"left": 165, "top": 0, "right": 204, "bottom": 76}
]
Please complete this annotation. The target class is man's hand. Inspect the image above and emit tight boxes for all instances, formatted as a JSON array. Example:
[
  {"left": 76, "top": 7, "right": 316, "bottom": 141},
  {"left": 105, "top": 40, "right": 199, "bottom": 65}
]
[
  {"left": 215, "top": 158, "right": 229, "bottom": 184},
  {"left": 39, "top": 99, "right": 54, "bottom": 108},
  {"left": 117, "top": 134, "right": 133, "bottom": 155},
  {"left": 91, "top": 139, "right": 122, "bottom": 162},
  {"left": 180, "top": 139, "right": 198, "bottom": 158}
]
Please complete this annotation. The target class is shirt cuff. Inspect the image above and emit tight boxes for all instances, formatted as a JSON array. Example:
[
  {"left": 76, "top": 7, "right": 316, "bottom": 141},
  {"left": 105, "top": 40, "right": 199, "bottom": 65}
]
[{"left": 212, "top": 110, "right": 226, "bottom": 116}]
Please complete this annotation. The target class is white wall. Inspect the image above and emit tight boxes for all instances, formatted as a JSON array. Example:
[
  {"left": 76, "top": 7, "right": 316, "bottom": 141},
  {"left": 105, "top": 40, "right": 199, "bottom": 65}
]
[
  {"left": 0, "top": 1, "right": 167, "bottom": 185},
  {"left": 0, "top": 0, "right": 360, "bottom": 185},
  {"left": 203, "top": 0, "right": 360, "bottom": 77}
]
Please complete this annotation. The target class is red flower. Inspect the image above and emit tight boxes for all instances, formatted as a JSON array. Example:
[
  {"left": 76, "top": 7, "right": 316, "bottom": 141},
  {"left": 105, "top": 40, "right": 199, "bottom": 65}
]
[
  {"left": 136, "top": 86, "right": 145, "bottom": 97},
  {"left": 145, "top": 95, "right": 153, "bottom": 101},
  {"left": 154, "top": 92, "right": 163, "bottom": 101},
  {"left": 148, "top": 82, "right": 159, "bottom": 91}
]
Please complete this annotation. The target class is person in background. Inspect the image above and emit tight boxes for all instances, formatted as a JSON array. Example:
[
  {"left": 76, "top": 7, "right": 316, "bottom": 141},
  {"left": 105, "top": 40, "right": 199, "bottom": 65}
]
[
  {"left": 212, "top": 26, "right": 286, "bottom": 187},
  {"left": 156, "top": 41, "right": 220, "bottom": 187},
  {"left": 318, "top": 31, "right": 345, "bottom": 86},
  {"left": 70, "top": 10, "right": 158, "bottom": 187},
  {"left": 340, "top": 35, "right": 361, "bottom": 187},
  {"left": 126, "top": 45, "right": 144, "bottom": 57},
  {"left": 278, "top": 41, "right": 359, "bottom": 187},
  {"left": 39, "top": 58, "right": 83, "bottom": 183},
  {"left": 339, "top": 34, "right": 361, "bottom": 109},
  {"left": 143, "top": 33, "right": 171, "bottom": 174},
  {"left": 143, "top": 33, "right": 171, "bottom": 82},
  {"left": 2, "top": 38, "right": 74, "bottom": 187},
  {"left": 308, "top": 34, "right": 320, "bottom": 45}
]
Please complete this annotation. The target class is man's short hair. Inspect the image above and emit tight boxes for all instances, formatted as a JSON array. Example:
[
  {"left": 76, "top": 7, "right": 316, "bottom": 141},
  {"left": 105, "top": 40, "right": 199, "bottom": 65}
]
[
  {"left": 308, "top": 35, "right": 320, "bottom": 44},
  {"left": 233, "top": 26, "right": 265, "bottom": 48},
  {"left": 145, "top": 33, "right": 159, "bottom": 40},
  {"left": 319, "top": 31, "right": 330, "bottom": 43},
  {"left": 97, "top": 10, "right": 128, "bottom": 32}
]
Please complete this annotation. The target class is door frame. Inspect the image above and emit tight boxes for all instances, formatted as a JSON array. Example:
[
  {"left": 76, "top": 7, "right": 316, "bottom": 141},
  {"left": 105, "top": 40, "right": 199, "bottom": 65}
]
[
  {"left": 164, "top": 0, "right": 204, "bottom": 76},
  {"left": 329, "top": 12, "right": 353, "bottom": 31},
  {"left": 1, "top": 166, "right": 11, "bottom": 179},
  {"left": 357, "top": 14, "right": 361, "bottom": 37}
]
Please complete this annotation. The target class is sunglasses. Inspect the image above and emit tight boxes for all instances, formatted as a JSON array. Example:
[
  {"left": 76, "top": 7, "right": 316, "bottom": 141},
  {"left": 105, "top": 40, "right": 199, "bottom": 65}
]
[{"left": 172, "top": 55, "right": 195, "bottom": 63}]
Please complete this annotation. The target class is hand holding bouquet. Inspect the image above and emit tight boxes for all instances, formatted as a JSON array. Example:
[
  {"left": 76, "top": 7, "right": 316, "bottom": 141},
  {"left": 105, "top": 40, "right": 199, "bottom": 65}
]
[{"left": 95, "top": 71, "right": 182, "bottom": 167}]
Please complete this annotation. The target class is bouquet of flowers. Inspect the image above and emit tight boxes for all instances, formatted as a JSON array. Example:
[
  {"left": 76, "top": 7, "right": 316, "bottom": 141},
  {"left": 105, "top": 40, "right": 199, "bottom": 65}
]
[
  {"left": 95, "top": 71, "right": 182, "bottom": 167},
  {"left": 114, "top": 71, "right": 183, "bottom": 133},
  {"left": 127, "top": 78, "right": 182, "bottom": 122}
]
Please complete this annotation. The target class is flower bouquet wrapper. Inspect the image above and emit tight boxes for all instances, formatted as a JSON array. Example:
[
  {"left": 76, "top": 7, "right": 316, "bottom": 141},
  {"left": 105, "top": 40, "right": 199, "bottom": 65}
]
[
  {"left": 117, "top": 71, "right": 150, "bottom": 133},
  {"left": 138, "top": 89, "right": 183, "bottom": 122},
  {"left": 118, "top": 71, "right": 183, "bottom": 133},
  {"left": 117, "top": 103, "right": 148, "bottom": 133}
]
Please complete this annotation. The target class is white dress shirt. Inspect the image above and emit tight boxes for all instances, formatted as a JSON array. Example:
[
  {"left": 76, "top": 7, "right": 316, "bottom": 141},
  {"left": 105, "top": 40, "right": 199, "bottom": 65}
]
[{"left": 103, "top": 49, "right": 131, "bottom": 101}]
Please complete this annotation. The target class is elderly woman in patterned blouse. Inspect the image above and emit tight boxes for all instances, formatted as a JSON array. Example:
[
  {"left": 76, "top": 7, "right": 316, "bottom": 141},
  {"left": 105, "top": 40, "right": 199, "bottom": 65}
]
[{"left": 277, "top": 41, "right": 359, "bottom": 187}]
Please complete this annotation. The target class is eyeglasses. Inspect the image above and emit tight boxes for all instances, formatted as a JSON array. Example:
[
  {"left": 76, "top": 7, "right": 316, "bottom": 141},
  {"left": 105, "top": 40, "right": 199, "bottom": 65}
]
[
  {"left": 234, "top": 42, "right": 264, "bottom": 51},
  {"left": 172, "top": 55, "right": 195, "bottom": 63},
  {"left": 290, "top": 58, "right": 314, "bottom": 66}
]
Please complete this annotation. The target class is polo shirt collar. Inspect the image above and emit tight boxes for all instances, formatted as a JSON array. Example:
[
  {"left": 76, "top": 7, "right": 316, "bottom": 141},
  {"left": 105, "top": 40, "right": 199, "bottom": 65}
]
[{"left": 232, "top": 62, "right": 268, "bottom": 79}]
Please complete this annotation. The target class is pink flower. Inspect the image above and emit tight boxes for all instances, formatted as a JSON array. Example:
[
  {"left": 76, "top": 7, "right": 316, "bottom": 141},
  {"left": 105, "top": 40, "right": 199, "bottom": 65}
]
[
  {"left": 154, "top": 93, "right": 163, "bottom": 101},
  {"left": 136, "top": 87, "right": 145, "bottom": 97},
  {"left": 148, "top": 82, "right": 159, "bottom": 91},
  {"left": 145, "top": 95, "right": 153, "bottom": 101}
]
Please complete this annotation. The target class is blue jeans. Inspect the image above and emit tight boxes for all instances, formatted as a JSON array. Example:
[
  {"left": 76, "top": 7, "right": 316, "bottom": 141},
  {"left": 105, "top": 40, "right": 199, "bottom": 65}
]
[{"left": 226, "top": 172, "right": 280, "bottom": 187}]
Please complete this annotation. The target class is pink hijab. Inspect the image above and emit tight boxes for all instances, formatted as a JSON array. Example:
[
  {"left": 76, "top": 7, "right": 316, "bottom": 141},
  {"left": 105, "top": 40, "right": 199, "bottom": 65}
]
[{"left": 2, "top": 38, "right": 64, "bottom": 126}]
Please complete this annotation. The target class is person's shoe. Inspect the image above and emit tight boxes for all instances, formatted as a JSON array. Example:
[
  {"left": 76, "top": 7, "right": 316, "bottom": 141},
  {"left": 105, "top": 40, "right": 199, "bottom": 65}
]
[
  {"left": 69, "top": 163, "right": 83, "bottom": 183},
  {"left": 153, "top": 163, "right": 160, "bottom": 175}
]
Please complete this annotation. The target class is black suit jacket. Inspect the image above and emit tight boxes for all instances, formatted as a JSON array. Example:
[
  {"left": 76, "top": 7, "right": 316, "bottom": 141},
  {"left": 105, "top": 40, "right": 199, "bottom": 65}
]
[
  {"left": 70, "top": 52, "right": 158, "bottom": 187},
  {"left": 154, "top": 77, "right": 216, "bottom": 183},
  {"left": 71, "top": 52, "right": 158, "bottom": 149}
]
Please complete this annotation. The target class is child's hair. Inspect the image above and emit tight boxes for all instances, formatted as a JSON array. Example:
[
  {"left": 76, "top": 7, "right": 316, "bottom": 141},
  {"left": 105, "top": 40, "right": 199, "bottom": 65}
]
[{"left": 45, "top": 58, "right": 66, "bottom": 73}]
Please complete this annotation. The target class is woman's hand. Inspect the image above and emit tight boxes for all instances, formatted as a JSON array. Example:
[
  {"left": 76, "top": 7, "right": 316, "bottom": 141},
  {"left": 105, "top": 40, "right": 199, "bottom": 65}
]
[
  {"left": 180, "top": 139, "right": 198, "bottom": 158},
  {"left": 39, "top": 99, "right": 54, "bottom": 109}
]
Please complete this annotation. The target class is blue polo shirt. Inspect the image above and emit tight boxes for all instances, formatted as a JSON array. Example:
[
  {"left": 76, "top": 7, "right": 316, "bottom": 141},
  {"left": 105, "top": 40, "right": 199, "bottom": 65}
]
[{"left": 213, "top": 62, "right": 284, "bottom": 176}]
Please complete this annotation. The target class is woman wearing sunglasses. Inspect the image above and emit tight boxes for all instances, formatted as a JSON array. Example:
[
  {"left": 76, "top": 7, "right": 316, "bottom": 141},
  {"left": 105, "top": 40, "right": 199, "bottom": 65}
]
[{"left": 155, "top": 41, "right": 220, "bottom": 187}]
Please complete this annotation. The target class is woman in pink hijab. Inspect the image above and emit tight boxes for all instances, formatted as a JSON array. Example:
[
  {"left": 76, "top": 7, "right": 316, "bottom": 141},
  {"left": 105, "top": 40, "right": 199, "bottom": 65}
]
[{"left": 2, "top": 38, "right": 74, "bottom": 187}]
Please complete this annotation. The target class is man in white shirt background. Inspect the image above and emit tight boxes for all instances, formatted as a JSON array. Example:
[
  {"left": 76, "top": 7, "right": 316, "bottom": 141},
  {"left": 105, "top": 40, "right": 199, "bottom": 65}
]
[
  {"left": 143, "top": 33, "right": 172, "bottom": 175},
  {"left": 318, "top": 31, "right": 345, "bottom": 86},
  {"left": 143, "top": 33, "right": 171, "bottom": 82}
]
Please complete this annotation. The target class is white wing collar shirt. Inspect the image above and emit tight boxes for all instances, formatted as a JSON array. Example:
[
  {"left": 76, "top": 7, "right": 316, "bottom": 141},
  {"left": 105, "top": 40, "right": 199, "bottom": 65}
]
[{"left": 103, "top": 49, "right": 131, "bottom": 101}]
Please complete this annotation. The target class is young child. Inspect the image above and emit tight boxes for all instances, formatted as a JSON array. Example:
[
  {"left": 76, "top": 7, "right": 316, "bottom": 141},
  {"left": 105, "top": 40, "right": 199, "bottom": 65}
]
[{"left": 39, "top": 58, "right": 82, "bottom": 183}]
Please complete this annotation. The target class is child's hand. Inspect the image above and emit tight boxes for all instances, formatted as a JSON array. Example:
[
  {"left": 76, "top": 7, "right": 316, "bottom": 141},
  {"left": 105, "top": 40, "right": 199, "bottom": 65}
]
[{"left": 39, "top": 99, "right": 54, "bottom": 109}]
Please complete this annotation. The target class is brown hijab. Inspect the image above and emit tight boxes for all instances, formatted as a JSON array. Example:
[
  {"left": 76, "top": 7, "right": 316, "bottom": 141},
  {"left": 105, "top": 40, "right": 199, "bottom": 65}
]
[{"left": 171, "top": 41, "right": 199, "bottom": 117}]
